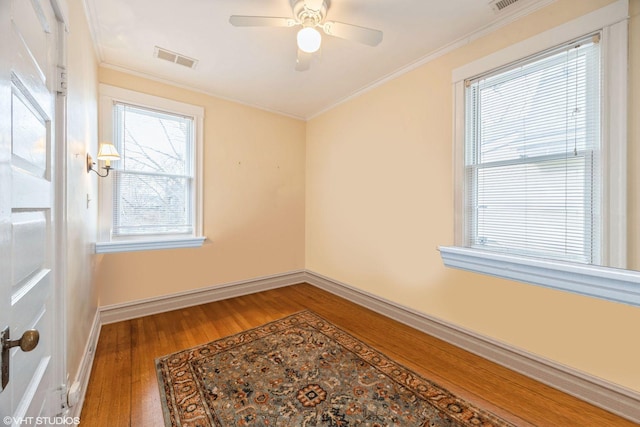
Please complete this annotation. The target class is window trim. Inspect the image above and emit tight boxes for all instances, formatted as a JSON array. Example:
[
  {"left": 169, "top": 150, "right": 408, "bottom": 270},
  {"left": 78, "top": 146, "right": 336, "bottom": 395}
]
[
  {"left": 439, "top": 246, "right": 640, "bottom": 307},
  {"left": 96, "top": 84, "right": 205, "bottom": 253},
  {"left": 442, "top": 0, "right": 632, "bottom": 305}
]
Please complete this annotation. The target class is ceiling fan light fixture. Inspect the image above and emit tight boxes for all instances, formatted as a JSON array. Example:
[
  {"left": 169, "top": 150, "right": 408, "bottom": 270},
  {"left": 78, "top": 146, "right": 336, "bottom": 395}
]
[{"left": 297, "top": 27, "right": 321, "bottom": 53}]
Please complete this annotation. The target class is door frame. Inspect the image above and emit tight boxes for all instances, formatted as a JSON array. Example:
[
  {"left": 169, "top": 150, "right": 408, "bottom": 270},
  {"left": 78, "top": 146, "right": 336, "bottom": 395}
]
[{"left": 50, "top": 0, "right": 68, "bottom": 415}]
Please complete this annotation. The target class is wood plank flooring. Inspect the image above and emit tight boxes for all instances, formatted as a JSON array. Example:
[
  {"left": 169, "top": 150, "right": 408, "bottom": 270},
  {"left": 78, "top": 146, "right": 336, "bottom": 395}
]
[{"left": 79, "top": 283, "right": 635, "bottom": 426}]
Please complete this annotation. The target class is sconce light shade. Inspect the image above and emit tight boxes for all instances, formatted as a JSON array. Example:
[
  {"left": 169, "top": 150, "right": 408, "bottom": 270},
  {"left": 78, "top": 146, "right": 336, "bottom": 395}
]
[
  {"left": 297, "top": 27, "right": 321, "bottom": 53},
  {"left": 97, "top": 143, "right": 120, "bottom": 162},
  {"left": 87, "top": 142, "right": 121, "bottom": 177}
]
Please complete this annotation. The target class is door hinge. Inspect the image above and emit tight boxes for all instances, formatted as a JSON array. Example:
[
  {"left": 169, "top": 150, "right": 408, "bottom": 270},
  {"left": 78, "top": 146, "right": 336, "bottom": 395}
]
[
  {"left": 56, "top": 65, "right": 67, "bottom": 95},
  {"left": 56, "top": 383, "right": 69, "bottom": 414}
]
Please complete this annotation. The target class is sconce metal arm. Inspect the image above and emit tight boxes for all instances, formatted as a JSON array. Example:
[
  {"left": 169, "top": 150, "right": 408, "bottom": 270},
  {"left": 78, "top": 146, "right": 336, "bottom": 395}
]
[{"left": 86, "top": 153, "right": 113, "bottom": 178}]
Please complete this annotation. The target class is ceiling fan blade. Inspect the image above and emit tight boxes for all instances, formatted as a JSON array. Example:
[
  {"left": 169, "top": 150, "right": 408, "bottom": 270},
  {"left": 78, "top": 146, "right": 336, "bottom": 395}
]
[
  {"left": 295, "top": 49, "right": 312, "bottom": 71},
  {"left": 229, "top": 15, "right": 297, "bottom": 27},
  {"left": 322, "top": 21, "right": 383, "bottom": 46}
]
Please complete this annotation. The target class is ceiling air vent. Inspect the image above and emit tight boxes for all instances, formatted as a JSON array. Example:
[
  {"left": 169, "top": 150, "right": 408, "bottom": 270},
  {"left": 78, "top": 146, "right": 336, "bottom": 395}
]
[
  {"left": 154, "top": 46, "right": 198, "bottom": 69},
  {"left": 489, "top": 0, "right": 521, "bottom": 12}
]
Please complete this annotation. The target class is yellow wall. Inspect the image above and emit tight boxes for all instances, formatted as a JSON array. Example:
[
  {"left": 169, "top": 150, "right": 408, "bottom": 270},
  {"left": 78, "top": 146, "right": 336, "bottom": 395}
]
[
  {"left": 89, "top": 0, "right": 640, "bottom": 393},
  {"left": 66, "top": 0, "right": 100, "bottom": 383},
  {"left": 306, "top": 0, "right": 640, "bottom": 392},
  {"left": 95, "top": 68, "right": 306, "bottom": 305}
]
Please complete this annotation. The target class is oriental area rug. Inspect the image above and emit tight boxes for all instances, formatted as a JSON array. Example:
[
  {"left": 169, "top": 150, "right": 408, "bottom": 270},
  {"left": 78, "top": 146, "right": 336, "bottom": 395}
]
[{"left": 156, "top": 310, "right": 515, "bottom": 427}]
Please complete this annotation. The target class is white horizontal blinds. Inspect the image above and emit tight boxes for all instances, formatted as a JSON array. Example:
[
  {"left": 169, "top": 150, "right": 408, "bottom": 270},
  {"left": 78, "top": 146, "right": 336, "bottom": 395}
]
[
  {"left": 464, "top": 35, "right": 601, "bottom": 264},
  {"left": 112, "top": 102, "right": 194, "bottom": 236}
]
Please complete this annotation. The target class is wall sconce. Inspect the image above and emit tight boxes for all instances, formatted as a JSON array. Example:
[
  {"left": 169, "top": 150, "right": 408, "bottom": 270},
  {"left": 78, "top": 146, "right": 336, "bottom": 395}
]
[{"left": 87, "top": 143, "right": 120, "bottom": 177}]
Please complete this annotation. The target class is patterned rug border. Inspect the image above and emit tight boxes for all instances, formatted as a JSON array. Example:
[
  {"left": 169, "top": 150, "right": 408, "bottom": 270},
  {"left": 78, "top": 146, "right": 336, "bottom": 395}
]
[{"left": 156, "top": 310, "right": 515, "bottom": 427}]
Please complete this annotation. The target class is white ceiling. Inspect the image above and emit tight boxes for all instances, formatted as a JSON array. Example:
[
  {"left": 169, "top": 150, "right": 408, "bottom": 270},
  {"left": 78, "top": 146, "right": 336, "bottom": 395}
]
[{"left": 83, "top": 0, "right": 552, "bottom": 120}]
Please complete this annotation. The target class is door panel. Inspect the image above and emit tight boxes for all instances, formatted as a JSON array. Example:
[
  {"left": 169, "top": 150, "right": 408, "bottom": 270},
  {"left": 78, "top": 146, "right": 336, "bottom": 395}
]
[
  {"left": 11, "top": 212, "right": 47, "bottom": 289},
  {"left": 11, "top": 0, "right": 50, "bottom": 79},
  {"left": 11, "top": 170, "right": 51, "bottom": 209},
  {"left": 11, "top": 312, "right": 50, "bottom": 420},
  {"left": 12, "top": 89, "right": 48, "bottom": 176},
  {"left": 11, "top": 269, "right": 51, "bottom": 334},
  {"left": 11, "top": 21, "right": 52, "bottom": 126}
]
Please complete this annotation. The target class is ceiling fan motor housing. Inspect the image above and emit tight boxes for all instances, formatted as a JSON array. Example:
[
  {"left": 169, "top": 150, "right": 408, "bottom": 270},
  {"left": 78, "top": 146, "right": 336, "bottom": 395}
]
[{"left": 291, "top": 0, "right": 328, "bottom": 27}]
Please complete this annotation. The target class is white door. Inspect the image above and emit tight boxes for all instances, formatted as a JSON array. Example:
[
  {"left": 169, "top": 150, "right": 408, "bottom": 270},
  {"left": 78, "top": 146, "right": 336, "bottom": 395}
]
[{"left": 0, "top": 0, "right": 62, "bottom": 422}]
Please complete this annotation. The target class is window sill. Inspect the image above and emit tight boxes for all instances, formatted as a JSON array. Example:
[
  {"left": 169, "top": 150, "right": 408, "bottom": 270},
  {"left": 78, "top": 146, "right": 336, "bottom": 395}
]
[
  {"left": 439, "top": 246, "right": 640, "bottom": 307},
  {"left": 95, "top": 237, "right": 206, "bottom": 254}
]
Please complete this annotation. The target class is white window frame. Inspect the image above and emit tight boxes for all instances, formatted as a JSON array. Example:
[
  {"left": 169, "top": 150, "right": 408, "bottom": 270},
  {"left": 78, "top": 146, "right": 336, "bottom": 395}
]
[
  {"left": 96, "top": 84, "right": 205, "bottom": 253},
  {"left": 440, "top": 0, "right": 640, "bottom": 306}
]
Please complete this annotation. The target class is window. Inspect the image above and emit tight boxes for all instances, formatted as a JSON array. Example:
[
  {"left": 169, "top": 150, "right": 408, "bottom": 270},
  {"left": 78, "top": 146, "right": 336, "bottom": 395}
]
[
  {"left": 112, "top": 104, "right": 194, "bottom": 236},
  {"left": 464, "top": 35, "right": 601, "bottom": 265},
  {"left": 96, "top": 85, "right": 205, "bottom": 253},
  {"left": 441, "top": 1, "right": 633, "bottom": 306}
]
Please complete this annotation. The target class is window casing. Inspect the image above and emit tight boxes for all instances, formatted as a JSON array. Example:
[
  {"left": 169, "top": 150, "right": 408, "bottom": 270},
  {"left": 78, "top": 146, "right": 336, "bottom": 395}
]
[
  {"left": 441, "top": 0, "right": 634, "bottom": 306},
  {"left": 96, "top": 85, "right": 205, "bottom": 253}
]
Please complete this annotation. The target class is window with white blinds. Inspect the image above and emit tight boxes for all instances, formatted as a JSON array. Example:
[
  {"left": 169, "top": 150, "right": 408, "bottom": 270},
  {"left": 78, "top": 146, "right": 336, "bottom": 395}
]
[
  {"left": 464, "top": 35, "right": 601, "bottom": 264},
  {"left": 112, "top": 103, "right": 194, "bottom": 236},
  {"left": 96, "top": 84, "right": 204, "bottom": 253}
]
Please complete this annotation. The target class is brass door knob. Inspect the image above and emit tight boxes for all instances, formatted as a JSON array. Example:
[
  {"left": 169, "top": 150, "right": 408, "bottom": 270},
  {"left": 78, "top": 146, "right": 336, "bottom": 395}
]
[
  {"left": 1, "top": 327, "right": 40, "bottom": 391},
  {"left": 16, "top": 330, "right": 39, "bottom": 352},
  {"left": 3, "top": 329, "right": 40, "bottom": 352}
]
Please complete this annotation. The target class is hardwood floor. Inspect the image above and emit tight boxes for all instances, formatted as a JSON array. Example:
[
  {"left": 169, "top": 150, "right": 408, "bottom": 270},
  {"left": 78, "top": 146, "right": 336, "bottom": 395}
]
[{"left": 80, "top": 283, "right": 634, "bottom": 426}]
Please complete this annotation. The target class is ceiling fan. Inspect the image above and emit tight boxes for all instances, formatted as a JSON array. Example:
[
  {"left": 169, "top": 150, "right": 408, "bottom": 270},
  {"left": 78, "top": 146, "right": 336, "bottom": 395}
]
[{"left": 229, "top": 0, "right": 383, "bottom": 71}]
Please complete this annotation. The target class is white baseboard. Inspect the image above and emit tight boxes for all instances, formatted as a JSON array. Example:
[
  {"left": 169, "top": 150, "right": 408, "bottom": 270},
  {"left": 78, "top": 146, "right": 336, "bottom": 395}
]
[
  {"left": 99, "top": 270, "right": 308, "bottom": 324},
  {"left": 303, "top": 270, "right": 640, "bottom": 424},
  {"left": 77, "top": 269, "right": 639, "bottom": 423},
  {"left": 67, "top": 310, "right": 101, "bottom": 421}
]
